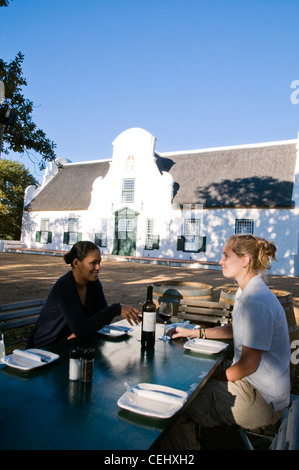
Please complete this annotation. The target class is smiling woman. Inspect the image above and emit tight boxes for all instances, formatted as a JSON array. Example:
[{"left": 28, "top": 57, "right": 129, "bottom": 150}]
[
  {"left": 26, "top": 241, "right": 141, "bottom": 349},
  {"left": 65, "top": 241, "right": 102, "bottom": 284}
]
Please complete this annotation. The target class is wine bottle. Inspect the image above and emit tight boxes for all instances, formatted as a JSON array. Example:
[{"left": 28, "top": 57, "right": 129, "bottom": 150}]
[{"left": 141, "top": 286, "right": 156, "bottom": 349}]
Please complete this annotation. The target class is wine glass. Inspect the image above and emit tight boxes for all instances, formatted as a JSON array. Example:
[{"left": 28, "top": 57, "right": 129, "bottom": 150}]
[{"left": 158, "top": 302, "right": 173, "bottom": 341}]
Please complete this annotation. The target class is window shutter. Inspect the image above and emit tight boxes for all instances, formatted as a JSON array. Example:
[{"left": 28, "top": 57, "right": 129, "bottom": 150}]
[
  {"left": 63, "top": 232, "right": 69, "bottom": 244},
  {"left": 95, "top": 233, "right": 101, "bottom": 246},
  {"left": 198, "top": 236, "right": 206, "bottom": 252},
  {"left": 152, "top": 235, "right": 160, "bottom": 250},
  {"left": 35, "top": 231, "right": 41, "bottom": 242},
  {"left": 177, "top": 236, "right": 185, "bottom": 251},
  {"left": 47, "top": 231, "right": 52, "bottom": 244}
]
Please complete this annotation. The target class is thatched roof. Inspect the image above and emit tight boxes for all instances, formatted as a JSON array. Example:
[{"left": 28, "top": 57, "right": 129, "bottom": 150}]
[
  {"left": 25, "top": 140, "right": 297, "bottom": 212},
  {"left": 25, "top": 161, "right": 110, "bottom": 211},
  {"left": 157, "top": 142, "right": 297, "bottom": 208}
]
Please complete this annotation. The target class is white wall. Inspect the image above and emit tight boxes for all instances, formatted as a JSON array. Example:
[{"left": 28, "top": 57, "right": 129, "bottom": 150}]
[{"left": 21, "top": 209, "right": 88, "bottom": 251}]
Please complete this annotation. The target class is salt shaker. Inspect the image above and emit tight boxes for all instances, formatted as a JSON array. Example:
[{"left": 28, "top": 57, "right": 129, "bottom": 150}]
[
  {"left": 69, "top": 347, "right": 82, "bottom": 381},
  {"left": 81, "top": 348, "right": 95, "bottom": 383}
]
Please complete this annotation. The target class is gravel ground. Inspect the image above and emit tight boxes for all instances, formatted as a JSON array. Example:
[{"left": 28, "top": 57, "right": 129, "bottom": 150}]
[{"left": 1, "top": 252, "right": 299, "bottom": 317}]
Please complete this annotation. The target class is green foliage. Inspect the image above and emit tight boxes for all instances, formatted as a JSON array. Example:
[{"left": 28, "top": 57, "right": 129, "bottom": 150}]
[
  {"left": 0, "top": 52, "right": 57, "bottom": 169},
  {"left": 0, "top": 158, "right": 37, "bottom": 239}
]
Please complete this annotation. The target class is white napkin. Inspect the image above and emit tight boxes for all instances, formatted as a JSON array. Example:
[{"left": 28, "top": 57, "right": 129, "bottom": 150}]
[
  {"left": 189, "top": 338, "right": 227, "bottom": 349},
  {"left": 101, "top": 327, "right": 121, "bottom": 335},
  {"left": 13, "top": 349, "right": 49, "bottom": 362},
  {"left": 186, "top": 338, "right": 228, "bottom": 353},
  {"left": 128, "top": 387, "right": 186, "bottom": 406}
]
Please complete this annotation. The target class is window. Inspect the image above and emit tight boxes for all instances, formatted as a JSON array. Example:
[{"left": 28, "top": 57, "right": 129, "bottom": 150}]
[
  {"left": 122, "top": 178, "right": 135, "bottom": 203},
  {"left": 68, "top": 218, "right": 79, "bottom": 244},
  {"left": 145, "top": 219, "right": 154, "bottom": 249},
  {"left": 35, "top": 218, "right": 52, "bottom": 244},
  {"left": 235, "top": 219, "right": 254, "bottom": 234},
  {"left": 95, "top": 218, "right": 108, "bottom": 247},
  {"left": 40, "top": 219, "right": 49, "bottom": 231},
  {"left": 184, "top": 219, "right": 200, "bottom": 252},
  {"left": 145, "top": 219, "right": 160, "bottom": 250},
  {"left": 118, "top": 218, "right": 134, "bottom": 239},
  {"left": 68, "top": 218, "right": 78, "bottom": 232},
  {"left": 177, "top": 218, "right": 206, "bottom": 253},
  {"left": 63, "top": 218, "right": 82, "bottom": 245}
]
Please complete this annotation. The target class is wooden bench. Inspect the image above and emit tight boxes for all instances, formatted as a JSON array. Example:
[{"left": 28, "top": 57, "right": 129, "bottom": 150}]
[
  {"left": 177, "top": 299, "right": 233, "bottom": 327},
  {"left": 0, "top": 299, "right": 45, "bottom": 348}
]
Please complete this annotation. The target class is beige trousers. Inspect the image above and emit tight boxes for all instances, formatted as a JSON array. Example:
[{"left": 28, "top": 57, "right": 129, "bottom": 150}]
[{"left": 160, "top": 377, "right": 285, "bottom": 450}]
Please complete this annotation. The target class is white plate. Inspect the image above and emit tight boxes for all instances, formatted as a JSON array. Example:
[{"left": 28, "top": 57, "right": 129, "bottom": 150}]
[
  {"left": 117, "top": 383, "right": 187, "bottom": 419},
  {"left": 98, "top": 324, "right": 133, "bottom": 337},
  {"left": 184, "top": 338, "right": 228, "bottom": 354},
  {"left": 1, "top": 348, "right": 59, "bottom": 370}
]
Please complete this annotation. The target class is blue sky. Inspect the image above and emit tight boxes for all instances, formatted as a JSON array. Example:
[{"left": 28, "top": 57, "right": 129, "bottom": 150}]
[{"left": 1, "top": 0, "right": 299, "bottom": 181}]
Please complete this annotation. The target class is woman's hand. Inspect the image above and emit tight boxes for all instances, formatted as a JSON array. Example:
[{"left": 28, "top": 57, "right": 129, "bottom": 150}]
[
  {"left": 168, "top": 326, "right": 198, "bottom": 340},
  {"left": 169, "top": 323, "right": 233, "bottom": 341},
  {"left": 120, "top": 304, "right": 141, "bottom": 326}
]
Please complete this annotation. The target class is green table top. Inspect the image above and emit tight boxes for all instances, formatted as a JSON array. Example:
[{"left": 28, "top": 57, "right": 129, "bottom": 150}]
[{"left": 0, "top": 321, "right": 227, "bottom": 450}]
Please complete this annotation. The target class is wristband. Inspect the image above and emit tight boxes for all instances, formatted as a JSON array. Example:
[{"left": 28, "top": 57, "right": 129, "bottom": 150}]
[{"left": 196, "top": 326, "right": 206, "bottom": 338}]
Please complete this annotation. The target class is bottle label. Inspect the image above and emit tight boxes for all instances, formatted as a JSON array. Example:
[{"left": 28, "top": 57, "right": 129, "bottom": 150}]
[{"left": 142, "top": 311, "right": 156, "bottom": 332}]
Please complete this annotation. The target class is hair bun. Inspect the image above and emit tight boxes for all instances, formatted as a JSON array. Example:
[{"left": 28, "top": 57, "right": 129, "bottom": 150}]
[{"left": 63, "top": 241, "right": 99, "bottom": 267}]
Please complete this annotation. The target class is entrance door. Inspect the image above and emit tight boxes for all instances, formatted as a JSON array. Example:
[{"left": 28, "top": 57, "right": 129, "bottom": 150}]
[{"left": 112, "top": 207, "right": 139, "bottom": 256}]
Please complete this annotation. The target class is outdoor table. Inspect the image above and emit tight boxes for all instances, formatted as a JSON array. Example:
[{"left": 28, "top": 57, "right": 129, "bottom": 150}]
[{"left": 0, "top": 320, "right": 228, "bottom": 450}]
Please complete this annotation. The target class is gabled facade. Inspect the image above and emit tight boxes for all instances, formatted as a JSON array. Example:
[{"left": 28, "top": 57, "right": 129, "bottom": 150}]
[{"left": 21, "top": 127, "right": 299, "bottom": 275}]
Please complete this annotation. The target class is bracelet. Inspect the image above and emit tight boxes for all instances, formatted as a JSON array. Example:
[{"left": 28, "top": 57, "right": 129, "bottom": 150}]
[{"left": 196, "top": 327, "right": 206, "bottom": 339}]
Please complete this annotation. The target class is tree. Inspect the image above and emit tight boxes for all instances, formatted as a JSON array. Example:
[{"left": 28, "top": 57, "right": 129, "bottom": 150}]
[
  {"left": 0, "top": 52, "right": 57, "bottom": 170},
  {"left": 0, "top": 158, "right": 38, "bottom": 240},
  {"left": 0, "top": 1, "right": 12, "bottom": 6}
]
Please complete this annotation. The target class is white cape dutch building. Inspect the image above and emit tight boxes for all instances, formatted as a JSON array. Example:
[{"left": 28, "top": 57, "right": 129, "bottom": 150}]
[{"left": 20, "top": 127, "right": 299, "bottom": 276}]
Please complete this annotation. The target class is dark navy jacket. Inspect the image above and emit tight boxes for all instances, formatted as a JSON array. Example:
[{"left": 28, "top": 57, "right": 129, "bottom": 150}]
[{"left": 27, "top": 271, "right": 121, "bottom": 348}]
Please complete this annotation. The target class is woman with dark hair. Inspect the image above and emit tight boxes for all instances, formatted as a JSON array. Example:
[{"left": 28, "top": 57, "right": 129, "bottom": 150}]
[
  {"left": 162, "top": 234, "right": 291, "bottom": 449},
  {"left": 27, "top": 241, "right": 140, "bottom": 348}
]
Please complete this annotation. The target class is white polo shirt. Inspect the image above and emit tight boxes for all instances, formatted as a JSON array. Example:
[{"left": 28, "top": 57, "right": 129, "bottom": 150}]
[{"left": 232, "top": 274, "right": 290, "bottom": 411}]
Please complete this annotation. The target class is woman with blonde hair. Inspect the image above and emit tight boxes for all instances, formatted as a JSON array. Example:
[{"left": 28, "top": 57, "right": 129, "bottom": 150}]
[{"left": 163, "top": 234, "right": 291, "bottom": 449}]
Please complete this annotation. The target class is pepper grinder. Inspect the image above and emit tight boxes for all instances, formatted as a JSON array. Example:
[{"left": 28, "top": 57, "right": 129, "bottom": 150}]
[{"left": 81, "top": 348, "right": 95, "bottom": 383}]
